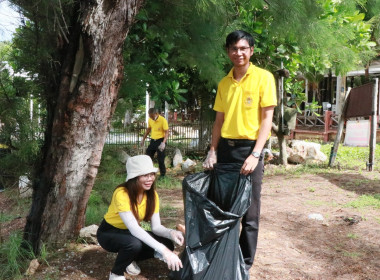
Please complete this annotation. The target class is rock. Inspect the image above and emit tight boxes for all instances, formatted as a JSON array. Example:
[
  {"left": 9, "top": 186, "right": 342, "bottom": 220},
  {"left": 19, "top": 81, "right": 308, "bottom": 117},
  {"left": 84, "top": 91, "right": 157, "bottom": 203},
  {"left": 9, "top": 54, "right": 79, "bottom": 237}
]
[
  {"left": 308, "top": 213, "right": 324, "bottom": 221},
  {"left": 173, "top": 148, "right": 183, "bottom": 168},
  {"left": 182, "top": 158, "right": 196, "bottom": 173},
  {"left": 25, "top": 259, "right": 40, "bottom": 276},
  {"left": 341, "top": 215, "right": 362, "bottom": 225},
  {"left": 79, "top": 224, "right": 99, "bottom": 244},
  {"left": 287, "top": 140, "right": 327, "bottom": 164},
  {"left": 117, "top": 150, "right": 130, "bottom": 164},
  {"left": 19, "top": 175, "right": 32, "bottom": 198},
  {"left": 164, "top": 156, "right": 171, "bottom": 168}
]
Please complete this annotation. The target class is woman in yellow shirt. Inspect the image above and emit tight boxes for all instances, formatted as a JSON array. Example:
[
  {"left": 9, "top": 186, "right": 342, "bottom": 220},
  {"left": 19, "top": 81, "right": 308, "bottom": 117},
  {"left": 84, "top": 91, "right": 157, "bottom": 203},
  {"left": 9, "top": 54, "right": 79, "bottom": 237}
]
[{"left": 97, "top": 155, "right": 183, "bottom": 280}]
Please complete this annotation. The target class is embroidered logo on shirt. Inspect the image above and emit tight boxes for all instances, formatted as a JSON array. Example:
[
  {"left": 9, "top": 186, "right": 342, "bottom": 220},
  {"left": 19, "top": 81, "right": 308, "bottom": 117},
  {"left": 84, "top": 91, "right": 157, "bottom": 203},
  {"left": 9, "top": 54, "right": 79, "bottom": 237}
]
[{"left": 245, "top": 96, "right": 253, "bottom": 106}]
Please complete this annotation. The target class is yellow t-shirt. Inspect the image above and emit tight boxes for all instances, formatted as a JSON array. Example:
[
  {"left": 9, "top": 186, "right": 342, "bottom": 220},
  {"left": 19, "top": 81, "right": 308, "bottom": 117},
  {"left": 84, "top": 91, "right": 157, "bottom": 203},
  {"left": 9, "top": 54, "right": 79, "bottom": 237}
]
[
  {"left": 213, "top": 63, "right": 277, "bottom": 140},
  {"left": 148, "top": 115, "right": 169, "bottom": 140},
  {"left": 104, "top": 187, "right": 160, "bottom": 229}
]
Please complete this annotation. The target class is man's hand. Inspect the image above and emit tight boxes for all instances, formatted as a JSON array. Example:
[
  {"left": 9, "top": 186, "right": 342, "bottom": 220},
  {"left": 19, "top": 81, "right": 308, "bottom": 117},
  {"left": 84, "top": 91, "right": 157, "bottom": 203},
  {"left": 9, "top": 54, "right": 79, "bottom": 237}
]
[
  {"left": 158, "top": 142, "right": 166, "bottom": 152},
  {"left": 140, "top": 140, "right": 145, "bottom": 147},
  {"left": 240, "top": 155, "right": 259, "bottom": 175},
  {"left": 202, "top": 150, "right": 217, "bottom": 170}
]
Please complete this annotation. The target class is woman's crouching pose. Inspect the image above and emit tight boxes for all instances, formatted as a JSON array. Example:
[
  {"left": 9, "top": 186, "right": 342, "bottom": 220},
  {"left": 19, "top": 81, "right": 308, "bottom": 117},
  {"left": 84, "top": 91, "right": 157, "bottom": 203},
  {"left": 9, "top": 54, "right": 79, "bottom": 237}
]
[{"left": 97, "top": 155, "right": 183, "bottom": 280}]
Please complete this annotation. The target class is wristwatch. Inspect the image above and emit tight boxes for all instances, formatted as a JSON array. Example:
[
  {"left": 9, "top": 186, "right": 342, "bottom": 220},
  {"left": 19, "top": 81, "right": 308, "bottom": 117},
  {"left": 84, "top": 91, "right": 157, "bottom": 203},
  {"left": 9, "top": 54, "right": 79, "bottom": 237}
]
[{"left": 251, "top": 151, "right": 260, "bottom": 158}]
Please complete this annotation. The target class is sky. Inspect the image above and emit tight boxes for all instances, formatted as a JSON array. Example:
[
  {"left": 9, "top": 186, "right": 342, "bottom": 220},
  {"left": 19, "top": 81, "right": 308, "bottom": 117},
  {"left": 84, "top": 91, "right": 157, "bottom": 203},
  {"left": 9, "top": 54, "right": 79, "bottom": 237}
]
[{"left": 0, "top": 1, "right": 22, "bottom": 42}]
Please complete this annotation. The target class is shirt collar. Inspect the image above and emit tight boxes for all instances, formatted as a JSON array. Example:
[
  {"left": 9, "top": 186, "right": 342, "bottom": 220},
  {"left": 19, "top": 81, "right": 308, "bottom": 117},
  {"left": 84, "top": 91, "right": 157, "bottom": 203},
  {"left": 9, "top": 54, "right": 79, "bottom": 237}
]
[{"left": 227, "top": 62, "right": 255, "bottom": 80}]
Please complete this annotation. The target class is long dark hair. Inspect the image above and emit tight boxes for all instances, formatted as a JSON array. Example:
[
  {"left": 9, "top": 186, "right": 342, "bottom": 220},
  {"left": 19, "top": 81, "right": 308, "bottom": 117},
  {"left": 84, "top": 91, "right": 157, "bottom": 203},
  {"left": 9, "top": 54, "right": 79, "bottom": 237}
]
[{"left": 116, "top": 177, "right": 157, "bottom": 222}]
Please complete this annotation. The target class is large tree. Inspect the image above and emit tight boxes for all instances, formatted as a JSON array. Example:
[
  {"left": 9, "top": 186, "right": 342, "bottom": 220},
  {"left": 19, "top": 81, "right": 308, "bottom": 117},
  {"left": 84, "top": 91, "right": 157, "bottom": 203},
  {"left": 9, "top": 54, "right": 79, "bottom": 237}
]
[{"left": 8, "top": 0, "right": 144, "bottom": 253}]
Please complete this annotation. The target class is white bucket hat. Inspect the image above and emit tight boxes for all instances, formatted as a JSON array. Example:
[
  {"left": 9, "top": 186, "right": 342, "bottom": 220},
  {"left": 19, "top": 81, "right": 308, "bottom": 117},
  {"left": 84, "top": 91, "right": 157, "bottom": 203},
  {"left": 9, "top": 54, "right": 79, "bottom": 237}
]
[{"left": 126, "top": 155, "right": 158, "bottom": 182}]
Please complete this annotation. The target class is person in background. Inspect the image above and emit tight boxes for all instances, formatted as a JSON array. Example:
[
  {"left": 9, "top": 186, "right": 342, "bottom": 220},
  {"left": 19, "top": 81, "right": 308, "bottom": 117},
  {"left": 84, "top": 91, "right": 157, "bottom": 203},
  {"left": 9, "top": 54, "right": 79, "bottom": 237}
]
[
  {"left": 203, "top": 30, "right": 277, "bottom": 270},
  {"left": 97, "top": 155, "right": 183, "bottom": 280},
  {"left": 141, "top": 108, "right": 169, "bottom": 179}
]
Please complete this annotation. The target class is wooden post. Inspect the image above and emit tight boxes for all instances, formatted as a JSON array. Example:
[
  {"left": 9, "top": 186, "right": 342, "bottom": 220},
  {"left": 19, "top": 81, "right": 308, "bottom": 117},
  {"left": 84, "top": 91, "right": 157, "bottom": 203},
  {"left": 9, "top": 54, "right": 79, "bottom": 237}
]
[
  {"left": 368, "top": 78, "right": 378, "bottom": 171},
  {"left": 328, "top": 88, "right": 351, "bottom": 167},
  {"left": 323, "top": 111, "right": 332, "bottom": 142}
]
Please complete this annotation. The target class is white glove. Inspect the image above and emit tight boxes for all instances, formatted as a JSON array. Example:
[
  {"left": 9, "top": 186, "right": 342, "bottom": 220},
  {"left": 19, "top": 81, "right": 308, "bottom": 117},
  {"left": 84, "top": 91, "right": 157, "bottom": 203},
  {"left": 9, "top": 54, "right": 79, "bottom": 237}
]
[
  {"left": 202, "top": 150, "right": 217, "bottom": 169},
  {"left": 162, "top": 247, "right": 183, "bottom": 271},
  {"left": 158, "top": 142, "right": 166, "bottom": 152},
  {"left": 170, "top": 230, "right": 184, "bottom": 246}
]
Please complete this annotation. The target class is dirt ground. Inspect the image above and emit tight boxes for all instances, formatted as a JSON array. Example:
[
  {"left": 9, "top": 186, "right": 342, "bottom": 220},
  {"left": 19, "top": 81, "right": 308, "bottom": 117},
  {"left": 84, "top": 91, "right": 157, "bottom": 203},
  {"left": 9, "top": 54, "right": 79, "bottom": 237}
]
[{"left": 2, "top": 167, "right": 380, "bottom": 280}]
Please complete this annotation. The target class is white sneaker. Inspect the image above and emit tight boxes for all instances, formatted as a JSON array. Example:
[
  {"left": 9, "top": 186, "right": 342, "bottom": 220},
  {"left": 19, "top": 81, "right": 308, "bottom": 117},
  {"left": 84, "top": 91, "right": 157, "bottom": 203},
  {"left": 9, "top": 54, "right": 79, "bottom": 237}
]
[
  {"left": 109, "top": 272, "right": 125, "bottom": 280},
  {"left": 126, "top": 261, "right": 141, "bottom": 275}
]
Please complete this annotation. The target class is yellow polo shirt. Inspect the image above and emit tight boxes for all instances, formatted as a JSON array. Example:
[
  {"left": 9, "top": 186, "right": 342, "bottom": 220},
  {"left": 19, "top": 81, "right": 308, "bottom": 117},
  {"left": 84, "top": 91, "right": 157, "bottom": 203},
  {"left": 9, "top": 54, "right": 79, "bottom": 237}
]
[
  {"left": 213, "top": 63, "right": 277, "bottom": 140},
  {"left": 148, "top": 115, "right": 168, "bottom": 140},
  {"left": 104, "top": 187, "right": 160, "bottom": 229}
]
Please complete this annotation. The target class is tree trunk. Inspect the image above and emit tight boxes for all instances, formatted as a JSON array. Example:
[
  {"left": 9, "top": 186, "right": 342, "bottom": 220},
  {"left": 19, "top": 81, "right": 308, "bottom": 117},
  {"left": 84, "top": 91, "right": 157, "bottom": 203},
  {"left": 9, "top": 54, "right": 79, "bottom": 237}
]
[{"left": 24, "top": 0, "right": 144, "bottom": 253}]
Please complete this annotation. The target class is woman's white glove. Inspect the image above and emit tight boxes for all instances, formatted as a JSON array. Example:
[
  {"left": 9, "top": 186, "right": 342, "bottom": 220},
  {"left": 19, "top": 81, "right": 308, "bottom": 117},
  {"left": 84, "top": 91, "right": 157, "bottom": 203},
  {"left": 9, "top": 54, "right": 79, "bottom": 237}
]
[
  {"left": 158, "top": 142, "right": 166, "bottom": 152},
  {"left": 170, "top": 230, "right": 184, "bottom": 246},
  {"left": 202, "top": 150, "right": 217, "bottom": 169},
  {"left": 162, "top": 247, "right": 183, "bottom": 271}
]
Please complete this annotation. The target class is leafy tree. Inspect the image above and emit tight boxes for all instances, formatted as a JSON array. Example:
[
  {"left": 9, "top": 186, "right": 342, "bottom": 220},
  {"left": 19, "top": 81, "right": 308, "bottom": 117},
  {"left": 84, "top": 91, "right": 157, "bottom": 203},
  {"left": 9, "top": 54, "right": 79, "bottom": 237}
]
[
  {"left": 116, "top": 0, "right": 234, "bottom": 117},
  {"left": 6, "top": 0, "right": 145, "bottom": 254},
  {"left": 0, "top": 42, "right": 43, "bottom": 182}
]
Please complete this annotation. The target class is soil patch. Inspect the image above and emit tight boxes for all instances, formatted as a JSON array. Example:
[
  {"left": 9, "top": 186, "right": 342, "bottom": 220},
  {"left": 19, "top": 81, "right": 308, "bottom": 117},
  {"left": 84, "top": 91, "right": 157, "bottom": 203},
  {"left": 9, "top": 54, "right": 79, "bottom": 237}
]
[{"left": 3, "top": 171, "right": 379, "bottom": 280}]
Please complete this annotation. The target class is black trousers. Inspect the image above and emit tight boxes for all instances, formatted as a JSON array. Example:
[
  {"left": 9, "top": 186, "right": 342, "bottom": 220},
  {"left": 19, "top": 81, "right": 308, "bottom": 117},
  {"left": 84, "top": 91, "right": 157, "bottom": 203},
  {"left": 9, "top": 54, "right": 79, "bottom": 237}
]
[
  {"left": 217, "top": 138, "right": 264, "bottom": 270},
  {"left": 97, "top": 220, "right": 174, "bottom": 275},
  {"left": 146, "top": 138, "right": 166, "bottom": 176}
]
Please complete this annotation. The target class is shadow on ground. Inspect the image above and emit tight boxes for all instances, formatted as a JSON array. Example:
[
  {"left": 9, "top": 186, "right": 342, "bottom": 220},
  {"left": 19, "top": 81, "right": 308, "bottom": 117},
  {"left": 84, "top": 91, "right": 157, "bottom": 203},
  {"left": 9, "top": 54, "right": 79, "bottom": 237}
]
[{"left": 318, "top": 172, "right": 380, "bottom": 196}]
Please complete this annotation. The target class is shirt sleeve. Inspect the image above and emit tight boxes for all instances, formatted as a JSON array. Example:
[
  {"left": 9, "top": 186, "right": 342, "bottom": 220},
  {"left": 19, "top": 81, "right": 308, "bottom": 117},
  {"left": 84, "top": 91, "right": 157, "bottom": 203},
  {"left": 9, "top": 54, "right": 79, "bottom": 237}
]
[
  {"left": 119, "top": 211, "right": 167, "bottom": 254},
  {"left": 213, "top": 85, "right": 224, "bottom": 112},
  {"left": 154, "top": 191, "right": 160, "bottom": 213},
  {"left": 260, "top": 71, "right": 277, "bottom": 107},
  {"left": 114, "top": 189, "right": 131, "bottom": 212},
  {"left": 162, "top": 118, "right": 169, "bottom": 131},
  {"left": 148, "top": 118, "right": 152, "bottom": 129}
]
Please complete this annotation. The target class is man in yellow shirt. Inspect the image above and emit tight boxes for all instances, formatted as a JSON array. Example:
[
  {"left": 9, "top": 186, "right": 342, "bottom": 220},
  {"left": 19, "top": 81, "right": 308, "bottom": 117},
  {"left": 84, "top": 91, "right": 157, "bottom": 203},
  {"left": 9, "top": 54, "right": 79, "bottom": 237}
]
[
  {"left": 203, "top": 30, "right": 277, "bottom": 270},
  {"left": 141, "top": 108, "right": 169, "bottom": 178}
]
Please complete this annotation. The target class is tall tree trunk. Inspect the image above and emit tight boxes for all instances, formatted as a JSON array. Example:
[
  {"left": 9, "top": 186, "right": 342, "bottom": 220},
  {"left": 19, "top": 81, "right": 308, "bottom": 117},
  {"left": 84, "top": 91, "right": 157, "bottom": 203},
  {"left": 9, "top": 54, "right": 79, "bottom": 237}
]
[{"left": 24, "top": 0, "right": 144, "bottom": 253}]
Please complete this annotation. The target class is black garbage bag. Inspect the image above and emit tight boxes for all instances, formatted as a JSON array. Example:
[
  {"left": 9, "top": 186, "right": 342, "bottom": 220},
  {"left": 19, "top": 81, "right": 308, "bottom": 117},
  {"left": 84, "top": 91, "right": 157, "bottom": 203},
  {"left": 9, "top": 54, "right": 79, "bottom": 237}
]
[{"left": 170, "top": 163, "right": 252, "bottom": 280}]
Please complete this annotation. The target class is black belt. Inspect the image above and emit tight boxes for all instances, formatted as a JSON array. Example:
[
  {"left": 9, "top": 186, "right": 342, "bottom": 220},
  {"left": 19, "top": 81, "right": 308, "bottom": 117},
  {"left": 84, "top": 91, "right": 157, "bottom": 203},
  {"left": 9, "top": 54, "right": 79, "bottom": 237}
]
[{"left": 220, "top": 137, "right": 256, "bottom": 147}]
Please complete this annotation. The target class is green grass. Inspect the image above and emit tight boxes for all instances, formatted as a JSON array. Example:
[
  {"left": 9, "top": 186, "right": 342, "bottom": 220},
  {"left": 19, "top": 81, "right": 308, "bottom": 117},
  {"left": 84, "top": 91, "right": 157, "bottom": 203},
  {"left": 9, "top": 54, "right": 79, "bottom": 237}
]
[
  {"left": 347, "top": 233, "right": 359, "bottom": 239},
  {"left": 156, "top": 175, "right": 182, "bottom": 190},
  {"left": 0, "top": 212, "right": 17, "bottom": 223},
  {"left": 344, "top": 194, "right": 380, "bottom": 209},
  {"left": 342, "top": 250, "right": 362, "bottom": 258},
  {"left": 160, "top": 204, "right": 178, "bottom": 218},
  {"left": 0, "top": 231, "right": 36, "bottom": 279},
  {"left": 268, "top": 143, "right": 380, "bottom": 174},
  {"left": 86, "top": 147, "right": 125, "bottom": 225},
  {"left": 320, "top": 143, "right": 380, "bottom": 170}
]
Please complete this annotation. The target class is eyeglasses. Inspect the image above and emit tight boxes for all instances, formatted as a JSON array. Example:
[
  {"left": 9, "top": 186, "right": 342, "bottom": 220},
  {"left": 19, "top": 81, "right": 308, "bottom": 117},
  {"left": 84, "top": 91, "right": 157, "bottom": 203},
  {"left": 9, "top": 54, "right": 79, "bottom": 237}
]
[{"left": 228, "top": 46, "right": 251, "bottom": 54}]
